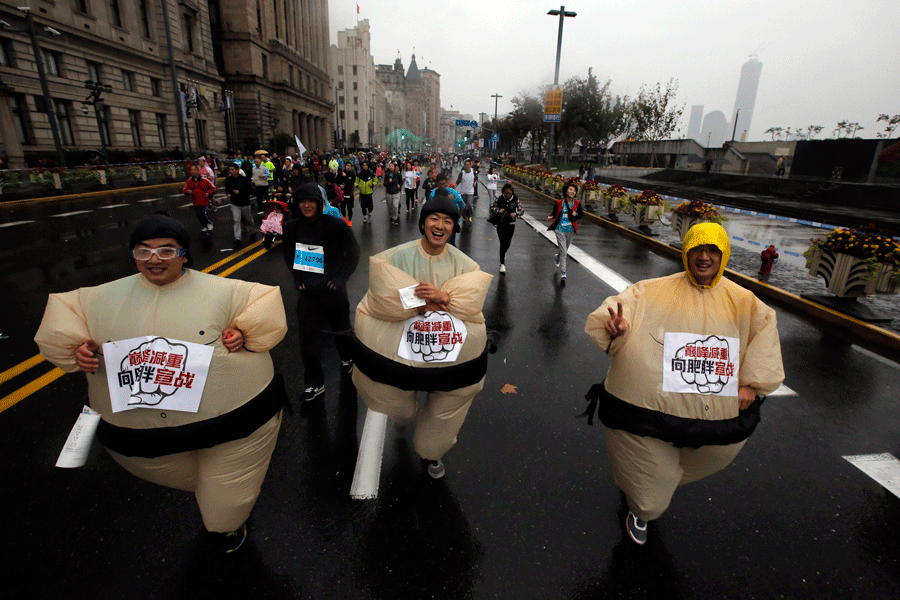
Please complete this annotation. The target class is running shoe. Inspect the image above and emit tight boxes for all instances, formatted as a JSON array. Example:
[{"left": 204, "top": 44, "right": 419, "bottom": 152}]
[
  {"left": 626, "top": 512, "right": 648, "bottom": 545},
  {"left": 426, "top": 459, "right": 445, "bottom": 479},
  {"left": 300, "top": 385, "right": 325, "bottom": 402}
]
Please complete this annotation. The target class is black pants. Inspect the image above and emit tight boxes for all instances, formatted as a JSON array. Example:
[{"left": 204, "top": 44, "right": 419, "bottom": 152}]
[
  {"left": 497, "top": 223, "right": 515, "bottom": 264},
  {"left": 296, "top": 287, "right": 353, "bottom": 388},
  {"left": 405, "top": 188, "right": 416, "bottom": 210},
  {"left": 360, "top": 194, "right": 374, "bottom": 216},
  {"left": 254, "top": 186, "right": 269, "bottom": 211}
]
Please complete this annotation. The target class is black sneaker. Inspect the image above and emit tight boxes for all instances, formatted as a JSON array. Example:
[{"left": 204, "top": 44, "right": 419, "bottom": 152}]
[
  {"left": 300, "top": 385, "right": 325, "bottom": 402},
  {"left": 340, "top": 360, "right": 353, "bottom": 376},
  {"left": 426, "top": 459, "right": 445, "bottom": 479},
  {"left": 625, "top": 512, "right": 648, "bottom": 545}
]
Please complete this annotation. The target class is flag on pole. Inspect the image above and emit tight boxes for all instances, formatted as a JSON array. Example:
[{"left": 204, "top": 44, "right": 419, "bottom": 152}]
[
  {"left": 357, "top": 3, "right": 360, "bottom": 14},
  {"left": 295, "top": 136, "right": 307, "bottom": 156}
]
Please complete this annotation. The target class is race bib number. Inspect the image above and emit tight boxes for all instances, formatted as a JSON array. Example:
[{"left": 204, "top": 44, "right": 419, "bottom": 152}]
[
  {"left": 397, "top": 311, "right": 467, "bottom": 363},
  {"left": 103, "top": 336, "right": 214, "bottom": 413},
  {"left": 293, "top": 244, "right": 324, "bottom": 273},
  {"left": 662, "top": 332, "right": 740, "bottom": 396}
]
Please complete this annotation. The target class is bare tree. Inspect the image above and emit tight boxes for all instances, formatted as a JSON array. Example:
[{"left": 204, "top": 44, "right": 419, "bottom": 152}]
[
  {"left": 876, "top": 114, "right": 900, "bottom": 139},
  {"left": 629, "top": 78, "right": 684, "bottom": 167}
]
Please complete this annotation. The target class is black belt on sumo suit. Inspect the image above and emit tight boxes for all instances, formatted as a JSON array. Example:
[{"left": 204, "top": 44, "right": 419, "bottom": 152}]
[
  {"left": 97, "top": 374, "right": 286, "bottom": 458},
  {"left": 351, "top": 334, "right": 488, "bottom": 392},
  {"left": 580, "top": 381, "right": 765, "bottom": 449}
]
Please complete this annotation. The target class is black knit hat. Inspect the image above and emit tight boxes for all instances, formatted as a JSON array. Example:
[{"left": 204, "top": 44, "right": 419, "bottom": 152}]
[
  {"left": 130, "top": 212, "right": 192, "bottom": 266},
  {"left": 419, "top": 189, "right": 461, "bottom": 234}
]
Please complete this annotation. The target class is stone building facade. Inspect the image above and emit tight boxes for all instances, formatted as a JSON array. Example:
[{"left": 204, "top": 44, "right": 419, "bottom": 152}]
[
  {"left": 0, "top": 0, "right": 332, "bottom": 166},
  {"left": 375, "top": 53, "right": 439, "bottom": 149},
  {"left": 331, "top": 19, "right": 386, "bottom": 149}
]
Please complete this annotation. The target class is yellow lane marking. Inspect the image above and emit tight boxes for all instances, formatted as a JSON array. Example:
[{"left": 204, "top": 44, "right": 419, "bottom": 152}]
[
  {"left": 201, "top": 239, "right": 265, "bottom": 274},
  {"left": 0, "top": 355, "right": 45, "bottom": 384},
  {"left": 1, "top": 241, "right": 276, "bottom": 414},
  {"left": 0, "top": 368, "right": 65, "bottom": 413}
]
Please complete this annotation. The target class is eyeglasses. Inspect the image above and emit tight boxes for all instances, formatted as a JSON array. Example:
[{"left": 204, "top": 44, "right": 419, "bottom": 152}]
[{"left": 132, "top": 247, "right": 187, "bottom": 261}]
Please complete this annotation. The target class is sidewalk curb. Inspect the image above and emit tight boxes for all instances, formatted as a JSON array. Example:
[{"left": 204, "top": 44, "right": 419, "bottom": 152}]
[
  {"left": 0, "top": 182, "right": 184, "bottom": 209},
  {"left": 518, "top": 180, "right": 900, "bottom": 363}
]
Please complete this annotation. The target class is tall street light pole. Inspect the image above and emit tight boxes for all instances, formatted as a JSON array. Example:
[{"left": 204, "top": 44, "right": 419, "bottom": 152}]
[
  {"left": 19, "top": 8, "right": 66, "bottom": 166},
  {"left": 491, "top": 93, "right": 502, "bottom": 156},
  {"left": 546, "top": 6, "right": 575, "bottom": 172},
  {"left": 159, "top": 0, "right": 187, "bottom": 155}
]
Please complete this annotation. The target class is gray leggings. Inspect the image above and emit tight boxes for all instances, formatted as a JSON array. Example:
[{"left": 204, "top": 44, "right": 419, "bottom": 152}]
[{"left": 555, "top": 230, "right": 574, "bottom": 273}]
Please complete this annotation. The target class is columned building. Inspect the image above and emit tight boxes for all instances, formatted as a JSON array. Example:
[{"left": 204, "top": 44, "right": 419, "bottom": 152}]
[{"left": 217, "top": 0, "right": 332, "bottom": 154}]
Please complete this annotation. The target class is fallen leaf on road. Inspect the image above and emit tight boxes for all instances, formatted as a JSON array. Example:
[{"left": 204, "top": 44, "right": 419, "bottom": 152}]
[{"left": 501, "top": 384, "right": 518, "bottom": 395}]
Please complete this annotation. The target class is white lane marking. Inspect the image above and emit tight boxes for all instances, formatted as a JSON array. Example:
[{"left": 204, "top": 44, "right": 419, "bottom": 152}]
[
  {"left": 520, "top": 213, "right": 631, "bottom": 293},
  {"left": 138, "top": 197, "right": 163, "bottom": 203},
  {"left": 50, "top": 210, "right": 93, "bottom": 217},
  {"left": 179, "top": 202, "right": 194, "bottom": 208},
  {"left": 350, "top": 409, "right": 388, "bottom": 500},
  {"left": 0, "top": 220, "right": 36, "bottom": 228},
  {"left": 99, "top": 203, "right": 129, "bottom": 209},
  {"left": 843, "top": 453, "right": 900, "bottom": 498}
]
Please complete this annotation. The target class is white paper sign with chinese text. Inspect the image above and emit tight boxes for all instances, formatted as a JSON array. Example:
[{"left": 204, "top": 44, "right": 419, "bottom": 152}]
[
  {"left": 662, "top": 332, "right": 740, "bottom": 396},
  {"left": 103, "top": 336, "right": 214, "bottom": 413},
  {"left": 397, "top": 311, "right": 467, "bottom": 363}
]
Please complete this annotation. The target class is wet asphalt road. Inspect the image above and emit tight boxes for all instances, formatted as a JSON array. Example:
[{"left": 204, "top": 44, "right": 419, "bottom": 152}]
[{"left": 1, "top": 178, "right": 899, "bottom": 599}]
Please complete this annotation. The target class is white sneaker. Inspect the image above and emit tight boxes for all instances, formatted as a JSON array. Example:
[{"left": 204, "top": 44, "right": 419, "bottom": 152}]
[{"left": 499, "top": 264, "right": 506, "bottom": 273}]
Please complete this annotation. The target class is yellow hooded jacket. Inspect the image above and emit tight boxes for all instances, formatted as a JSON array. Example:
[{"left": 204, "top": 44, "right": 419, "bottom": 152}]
[{"left": 585, "top": 223, "right": 785, "bottom": 446}]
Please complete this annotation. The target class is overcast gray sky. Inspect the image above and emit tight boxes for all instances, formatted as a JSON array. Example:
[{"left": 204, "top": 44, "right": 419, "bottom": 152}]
[{"left": 329, "top": 0, "right": 900, "bottom": 142}]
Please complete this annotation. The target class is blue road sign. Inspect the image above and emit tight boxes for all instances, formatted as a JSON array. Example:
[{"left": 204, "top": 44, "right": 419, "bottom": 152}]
[
  {"left": 455, "top": 119, "right": 478, "bottom": 128},
  {"left": 491, "top": 134, "right": 500, "bottom": 142},
  {"left": 543, "top": 114, "right": 561, "bottom": 123}
]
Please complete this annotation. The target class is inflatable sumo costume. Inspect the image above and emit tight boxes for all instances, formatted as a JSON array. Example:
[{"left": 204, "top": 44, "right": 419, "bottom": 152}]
[
  {"left": 352, "top": 196, "right": 493, "bottom": 461},
  {"left": 584, "top": 222, "right": 785, "bottom": 523},
  {"left": 34, "top": 214, "right": 288, "bottom": 534}
]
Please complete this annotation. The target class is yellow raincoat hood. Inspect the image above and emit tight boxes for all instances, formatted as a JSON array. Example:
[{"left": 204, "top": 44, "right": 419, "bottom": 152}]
[{"left": 682, "top": 222, "right": 730, "bottom": 288}]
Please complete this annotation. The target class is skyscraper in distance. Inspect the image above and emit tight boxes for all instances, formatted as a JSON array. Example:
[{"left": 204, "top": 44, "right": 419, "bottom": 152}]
[
  {"left": 687, "top": 105, "right": 705, "bottom": 141},
  {"left": 732, "top": 56, "right": 763, "bottom": 141}
]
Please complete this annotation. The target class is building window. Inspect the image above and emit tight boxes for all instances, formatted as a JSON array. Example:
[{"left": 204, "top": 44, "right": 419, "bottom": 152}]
[
  {"left": 273, "top": 0, "right": 279, "bottom": 38},
  {"left": 156, "top": 113, "right": 167, "bottom": 147},
  {"left": 74, "top": 0, "right": 89, "bottom": 14},
  {"left": 138, "top": 0, "right": 152, "bottom": 38},
  {"left": 150, "top": 78, "right": 161, "bottom": 97},
  {"left": 338, "top": 81, "right": 344, "bottom": 90},
  {"left": 338, "top": 96, "right": 344, "bottom": 104},
  {"left": 337, "top": 65, "right": 343, "bottom": 75},
  {"left": 54, "top": 99, "right": 75, "bottom": 146},
  {"left": 261, "top": 53, "right": 268, "bottom": 78},
  {"left": 121, "top": 70, "right": 133, "bottom": 92},
  {"left": 9, "top": 95, "right": 32, "bottom": 145},
  {"left": 128, "top": 109, "right": 142, "bottom": 147},
  {"left": 354, "top": 111, "right": 358, "bottom": 120},
  {"left": 109, "top": 0, "right": 123, "bottom": 27},
  {"left": 255, "top": 0, "right": 261, "bottom": 35},
  {"left": 353, "top": 81, "right": 357, "bottom": 90},
  {"left": 0, "top": 40, "right": 12, "bottom": 67},
  {"left": 353, "top": 96, "right": 358, "bottom": 105},
  {"left": 195, "top": 119, "right": 208, "bottom": 148},
  {"left": 339, "top": 110, "right": 344, "bottom": 120},
  {"left": 181, "top": 10, "right": 195, "bottom": 53},
  {"left": 43, "top": 51, "right": 60, "bottom": 77},
  {"left": 97, "top": 106, "right": 111, "bottom": 147},
  {"left": 352, "top": 66, "right": 357, "bottom": 76},
  {"left": 86, "top": 61, "right": 101, "bottom": 84}
]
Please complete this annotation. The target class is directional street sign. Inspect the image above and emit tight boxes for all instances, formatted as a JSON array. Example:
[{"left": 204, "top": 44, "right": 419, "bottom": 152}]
[
  {"left": 455, "top": 119, "right": 478, "bottom": 128},
  {"left": 543, "top": 114, "right": 561, "bottom": 123},
  {"left": 491, "top": 133, "right": 500, "bottom": 142},
  {"left": 544, "top": 87, "right": 563, "bottom": 115}
]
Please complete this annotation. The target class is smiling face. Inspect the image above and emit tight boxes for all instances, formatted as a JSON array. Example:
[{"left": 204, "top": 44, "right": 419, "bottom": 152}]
[
  {"left": 298, "top": 197, "right": 318, "bottom": 219},
  {"left": 686, "top": 244, "right": 723, "bottom": 286},
  {"left": 421, "top": 213, "right": 454, "bottom": 254},
  {"left": 134, "top": 238, "right": 187, "bottom": 286}
]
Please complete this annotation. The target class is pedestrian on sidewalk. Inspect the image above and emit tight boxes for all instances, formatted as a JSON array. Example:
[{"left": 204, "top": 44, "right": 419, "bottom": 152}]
[
  {"left": 582, "top": 222, "right": 785, "bottom": 546},
  {"left": 356, "top": 162, "right": 379, "bottom": 223},
  {"left": 547, "top": 182, "right": 584, "bottom": 282},
  {"left": 184, "top": 165, "right": 217, "bottom": 233},
  {"left": 337, "top": 161, "right": 356, "bottom": 225},
  {"left": 489, "top": 183, "right": 522, "bottom": 274},
  {"left": 281, "top": 183, "right": 360, "bottom": 402},
  {"left": 403, "top": 163, "right": 419, "bottom": 214},
  {"left": 486, "top": 167, "right": 500, "bottom": 201},
  {"left": 34, "top": 212, "right": 288, "bottom": 553},
  {"left": 351, "top": 193, "right": 493, "bottom": 479},
  {"left": 225, "top": 163, "right": 255, "bottom": 247},
  {"left": 383, "top": 162, "right": 403, "bottom": 225}
]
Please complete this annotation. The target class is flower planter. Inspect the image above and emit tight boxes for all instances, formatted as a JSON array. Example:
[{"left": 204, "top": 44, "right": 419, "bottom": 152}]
[
  {"left": 602, "top": 195, "right": 622, "bottom": 214},
  {"left": 671, "top": 213, "right": 709, "bottom": 240},
  {"left": 806, "top": 248, "right": 900, "bottom": 297},
  {"left": 631, "top": 204, "right": 663, "bottom": 227}
]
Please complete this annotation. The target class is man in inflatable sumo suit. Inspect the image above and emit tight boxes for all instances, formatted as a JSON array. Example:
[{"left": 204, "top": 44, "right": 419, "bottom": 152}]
[
  {"left": 583, "top": 222, "right": 784, "bottom": 545},
  {"left": 352, "top": 190, "right": 493, "bottom": 479},
  {"left": 34, "top": 213, "right": 288, "bottom": 553}
]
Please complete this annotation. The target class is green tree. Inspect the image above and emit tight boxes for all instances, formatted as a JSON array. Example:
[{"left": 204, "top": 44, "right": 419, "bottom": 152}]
[
  {"left": 876, "top": 114, "right": 900, "bottom": 139},
  {"left": 629, "top": 78, "right": 684, "bottom": 166},
  {"left": 557, "top": 68, "right": 624, "bottom": 154},
  {"left": 508, "top": 92, "right": 546, "bottom": 161}
]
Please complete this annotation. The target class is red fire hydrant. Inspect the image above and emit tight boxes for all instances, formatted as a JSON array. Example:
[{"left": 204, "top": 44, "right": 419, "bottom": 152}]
[{"left": 759, "top": 245, "right": 778, "bottom": 275}]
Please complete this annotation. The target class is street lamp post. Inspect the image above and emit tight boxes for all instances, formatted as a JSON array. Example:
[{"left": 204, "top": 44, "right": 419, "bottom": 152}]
[
  {"left": 18, "top": 8, "right": 66, "bottom": 166},
  {"left": 546, "top": 6, "right": 576, "bottom": 172},
  {"left": 82, "top": 80, "right": 112, "bottom": 153},
  {"left": 491, "top": 93, "right": 502, "bottom": 156}
]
